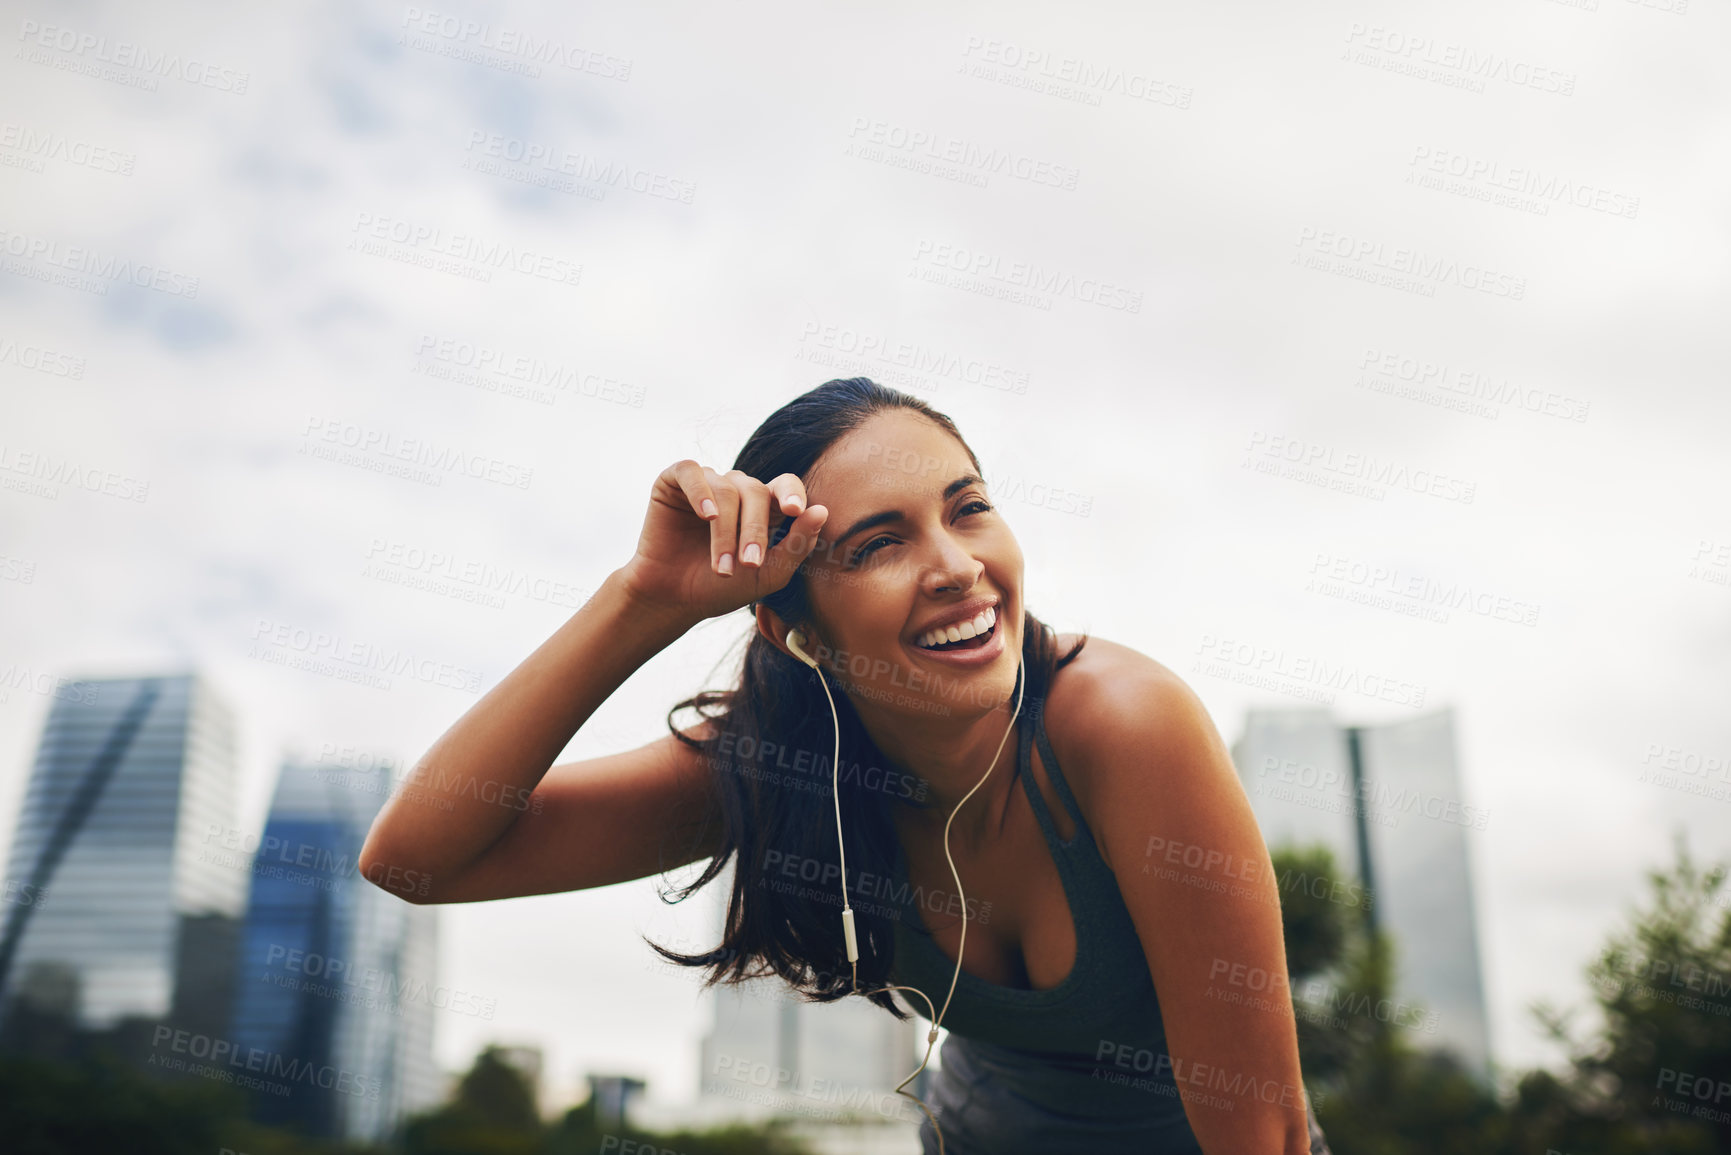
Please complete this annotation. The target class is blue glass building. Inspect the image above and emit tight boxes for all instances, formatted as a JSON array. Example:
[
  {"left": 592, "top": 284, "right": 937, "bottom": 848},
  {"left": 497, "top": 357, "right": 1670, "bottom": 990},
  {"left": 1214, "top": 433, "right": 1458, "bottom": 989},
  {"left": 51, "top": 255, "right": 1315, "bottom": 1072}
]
[{"left": 228, "top": 754, "right": 442, "bottom": 1142}]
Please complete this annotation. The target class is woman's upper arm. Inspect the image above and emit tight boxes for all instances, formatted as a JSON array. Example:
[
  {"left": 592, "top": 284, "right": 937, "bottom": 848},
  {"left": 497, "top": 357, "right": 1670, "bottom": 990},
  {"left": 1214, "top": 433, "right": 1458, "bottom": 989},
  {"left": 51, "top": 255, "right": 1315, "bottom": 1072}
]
[
  {"left": 1080, "top": 656, "right": 1314, "bottom": 1151},
  {"left": 410, "top": 724, "right": 725, "bottom": 904}
]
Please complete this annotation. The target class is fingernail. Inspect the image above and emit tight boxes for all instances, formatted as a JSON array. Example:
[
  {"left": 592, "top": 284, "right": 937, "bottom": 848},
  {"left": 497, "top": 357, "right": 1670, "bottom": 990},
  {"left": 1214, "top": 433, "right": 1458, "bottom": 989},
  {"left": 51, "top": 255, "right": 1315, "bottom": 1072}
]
[
  {"left": 702, "top": 499, "right": 718, "bottom": 518},
  {"left": 742, "top": 543, "right": 761, "bottom": 566},
  {"left": 718, "top": 552, "right": 733, "bottom": 575}
]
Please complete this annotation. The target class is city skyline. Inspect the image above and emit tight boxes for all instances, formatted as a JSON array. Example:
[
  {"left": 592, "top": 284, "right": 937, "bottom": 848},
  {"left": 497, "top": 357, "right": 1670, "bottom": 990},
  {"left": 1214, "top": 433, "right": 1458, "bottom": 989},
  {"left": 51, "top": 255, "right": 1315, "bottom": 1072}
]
[{"left": 2, "top": 0, "right": 1726, "bottom": 1119}]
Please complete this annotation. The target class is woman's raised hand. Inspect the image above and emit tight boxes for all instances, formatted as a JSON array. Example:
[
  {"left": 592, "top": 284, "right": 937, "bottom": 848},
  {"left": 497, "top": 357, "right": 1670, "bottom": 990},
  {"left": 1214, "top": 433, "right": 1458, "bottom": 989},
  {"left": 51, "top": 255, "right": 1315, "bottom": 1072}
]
[{"left": 618, "top": 459, "right": 829, "bottom": 623}]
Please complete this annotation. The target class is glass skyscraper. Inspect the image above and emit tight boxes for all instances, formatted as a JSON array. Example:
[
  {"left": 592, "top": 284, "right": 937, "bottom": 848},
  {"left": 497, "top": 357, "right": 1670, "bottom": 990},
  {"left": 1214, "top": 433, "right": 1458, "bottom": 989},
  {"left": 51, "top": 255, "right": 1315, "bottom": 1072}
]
[
  {"left": 1231, "top": 705, "right": 1493, "bottom": 1080},
  {"left": 0, "top": 672, "right": 245, "bottom": 1055},
  {"left": 227, "top": 754, "right": 442, "bottom": 1143}
]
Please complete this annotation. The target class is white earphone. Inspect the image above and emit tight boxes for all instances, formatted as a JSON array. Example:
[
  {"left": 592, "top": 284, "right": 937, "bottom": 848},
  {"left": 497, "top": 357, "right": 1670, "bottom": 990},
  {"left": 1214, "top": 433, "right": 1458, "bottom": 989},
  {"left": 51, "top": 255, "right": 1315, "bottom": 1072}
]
[{"left": 784, "top": 625, "right": 1025, "bottom": 1154}]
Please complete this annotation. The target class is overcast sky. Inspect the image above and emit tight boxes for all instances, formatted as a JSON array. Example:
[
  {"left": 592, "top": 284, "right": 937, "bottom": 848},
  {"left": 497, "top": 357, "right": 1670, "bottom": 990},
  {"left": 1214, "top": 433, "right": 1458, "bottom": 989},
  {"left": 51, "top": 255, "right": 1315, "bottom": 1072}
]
[{"left": 1, "top": 0, "right": 1727, "bottom": 1118}]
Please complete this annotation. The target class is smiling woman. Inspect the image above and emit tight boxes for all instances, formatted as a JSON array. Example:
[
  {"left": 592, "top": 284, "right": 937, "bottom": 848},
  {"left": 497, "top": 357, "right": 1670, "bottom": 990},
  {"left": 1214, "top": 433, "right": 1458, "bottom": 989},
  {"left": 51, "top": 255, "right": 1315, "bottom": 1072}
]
[{"left": 360, "top": 377, "right": 1330, "bottom": 1155}]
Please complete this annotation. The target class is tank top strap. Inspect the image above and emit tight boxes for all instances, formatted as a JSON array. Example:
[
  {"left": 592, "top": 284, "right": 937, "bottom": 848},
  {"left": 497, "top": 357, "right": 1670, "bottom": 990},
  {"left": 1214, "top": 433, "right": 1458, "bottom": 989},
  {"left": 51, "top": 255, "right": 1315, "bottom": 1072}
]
[{"left": 1016, "top": 692, "right": 1094, "bottom": 852}]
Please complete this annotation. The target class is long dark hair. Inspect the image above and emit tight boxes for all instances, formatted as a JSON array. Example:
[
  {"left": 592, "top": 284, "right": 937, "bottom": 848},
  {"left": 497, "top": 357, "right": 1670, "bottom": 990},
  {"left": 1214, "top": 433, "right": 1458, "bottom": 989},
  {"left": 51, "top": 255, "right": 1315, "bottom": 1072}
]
[{"left": 648, "top": 377, "right": 1087, "bottom": 1019}]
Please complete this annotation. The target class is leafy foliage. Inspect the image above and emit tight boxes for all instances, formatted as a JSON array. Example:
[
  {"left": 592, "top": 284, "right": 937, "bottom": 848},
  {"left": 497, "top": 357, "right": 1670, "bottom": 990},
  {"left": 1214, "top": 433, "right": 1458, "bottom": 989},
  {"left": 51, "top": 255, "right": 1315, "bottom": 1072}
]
[{"left": 1272, "top": 833, "right": 1731, "bottom": 1154}]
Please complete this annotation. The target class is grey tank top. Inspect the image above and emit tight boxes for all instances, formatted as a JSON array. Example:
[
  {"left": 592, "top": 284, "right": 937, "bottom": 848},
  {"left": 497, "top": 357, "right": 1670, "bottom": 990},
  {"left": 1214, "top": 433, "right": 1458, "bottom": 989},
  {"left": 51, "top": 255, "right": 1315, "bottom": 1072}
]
[{"left": 886, "top": 691, "right": 1207, "bottom": 1154}]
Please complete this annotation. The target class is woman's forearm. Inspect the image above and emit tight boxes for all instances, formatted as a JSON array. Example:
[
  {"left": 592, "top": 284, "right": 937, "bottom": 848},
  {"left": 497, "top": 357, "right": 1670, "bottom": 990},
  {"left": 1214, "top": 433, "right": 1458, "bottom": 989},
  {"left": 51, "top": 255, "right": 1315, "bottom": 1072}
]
[{"left": 357, "top": 566, "right": 698, "bottom": 894}]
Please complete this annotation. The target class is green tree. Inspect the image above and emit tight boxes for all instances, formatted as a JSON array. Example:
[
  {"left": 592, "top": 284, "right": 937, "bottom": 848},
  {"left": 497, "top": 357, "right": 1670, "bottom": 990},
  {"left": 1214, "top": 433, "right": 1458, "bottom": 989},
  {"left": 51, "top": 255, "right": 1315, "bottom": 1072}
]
[
  {"left": 1514, "top": 830, "right": 1731, "bottom": 1154},
  {"left": 1270, "top": 843, "right": 1503, "bottom": 1153},
  {"left": 400, "top": 1046, "right": 541, "bottom": 1155},
  {"left": 0, "top": 1048, "right": 385, "bottom": 1155},
  {"left": 401, "top": 1044, "right": 820, "bottom": 1155}
]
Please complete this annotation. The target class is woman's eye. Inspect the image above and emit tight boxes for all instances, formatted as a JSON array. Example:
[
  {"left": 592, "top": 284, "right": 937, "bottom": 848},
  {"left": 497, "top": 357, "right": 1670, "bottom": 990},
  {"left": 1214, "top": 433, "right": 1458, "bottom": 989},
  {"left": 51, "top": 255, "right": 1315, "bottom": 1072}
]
[
  {"left": 850, "top": 536, "right": 894, "bottom": 566},
  {"left": 848, "top": 501, "right": 994, "bottom": 567}
]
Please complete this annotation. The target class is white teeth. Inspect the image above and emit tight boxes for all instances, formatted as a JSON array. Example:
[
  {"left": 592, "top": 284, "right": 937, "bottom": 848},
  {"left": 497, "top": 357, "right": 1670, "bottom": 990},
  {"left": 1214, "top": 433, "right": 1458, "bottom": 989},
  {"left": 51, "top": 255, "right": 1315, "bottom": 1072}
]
[{"left": 918, "top": 605, "right": 997, "bottom": 649}]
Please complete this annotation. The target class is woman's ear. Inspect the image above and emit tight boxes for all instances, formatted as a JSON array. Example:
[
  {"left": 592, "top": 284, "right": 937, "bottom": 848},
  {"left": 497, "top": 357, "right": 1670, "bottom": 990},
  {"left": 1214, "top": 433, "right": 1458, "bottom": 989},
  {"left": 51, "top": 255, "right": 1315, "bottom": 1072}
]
[{"left": 755, "top": 604, "right": 805, "bottom": 664}]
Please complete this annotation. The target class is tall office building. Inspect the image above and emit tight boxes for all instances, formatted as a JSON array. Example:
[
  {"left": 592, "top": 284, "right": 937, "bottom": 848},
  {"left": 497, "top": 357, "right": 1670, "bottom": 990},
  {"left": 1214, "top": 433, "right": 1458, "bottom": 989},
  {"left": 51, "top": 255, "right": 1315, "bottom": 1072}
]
[
  {"left": 0, "top": 673, "right": 244, "bottom": 1057},
  {"left": 227, "top": 755, "right": 442, "bottom": 1143},
  {"left": 1230, "top": 706, "right": 1493, "bottom": 1080},
  {"left": 698, "top": 968, "right": 925, "bottom": 1122}
]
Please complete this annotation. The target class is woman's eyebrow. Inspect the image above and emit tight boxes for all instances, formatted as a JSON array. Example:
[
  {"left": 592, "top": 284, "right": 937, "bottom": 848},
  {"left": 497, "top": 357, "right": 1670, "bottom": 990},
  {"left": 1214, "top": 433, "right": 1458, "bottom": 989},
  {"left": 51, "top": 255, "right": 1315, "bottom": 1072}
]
[{"left": 831, "top": 473, "right": 986, "bottom": 546}]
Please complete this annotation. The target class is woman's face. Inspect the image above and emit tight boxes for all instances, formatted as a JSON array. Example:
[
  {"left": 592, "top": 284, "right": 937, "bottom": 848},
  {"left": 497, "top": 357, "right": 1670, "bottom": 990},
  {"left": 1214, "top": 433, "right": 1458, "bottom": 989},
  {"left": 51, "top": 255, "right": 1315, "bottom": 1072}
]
[{"left": 783, "top": 408, "right": 1024, "bottom": 721}]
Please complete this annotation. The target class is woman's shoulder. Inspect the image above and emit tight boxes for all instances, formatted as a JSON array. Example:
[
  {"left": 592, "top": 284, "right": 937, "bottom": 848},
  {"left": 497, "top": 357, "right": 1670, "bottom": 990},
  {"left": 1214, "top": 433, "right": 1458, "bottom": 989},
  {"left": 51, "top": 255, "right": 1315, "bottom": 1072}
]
[
  {"left": 1042, "top": 634, "right": 1202, "bottom": 868},
  {"left": 1045, "top": 632, "right": 1190, "bottom": 738}
]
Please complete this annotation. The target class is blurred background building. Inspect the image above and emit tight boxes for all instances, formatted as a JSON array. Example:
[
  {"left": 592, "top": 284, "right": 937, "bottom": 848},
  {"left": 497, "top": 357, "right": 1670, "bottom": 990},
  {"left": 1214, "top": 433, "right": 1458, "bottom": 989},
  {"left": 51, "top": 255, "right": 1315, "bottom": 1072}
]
[
  {"left": 0, "top": 670, "right": 443, "bottom": 1144},
  {"left": 1231, "top": 705, "right": 1493, "bottom": 1080},
  {"left": 0, "top": 673, "right": 244, "bottom": 1058},
  {"left": 689, "top": 964, "right": 927, "bottom": 1153},
  {"left": 229, "top": 753, "right": 443, "bottom": 1141}
]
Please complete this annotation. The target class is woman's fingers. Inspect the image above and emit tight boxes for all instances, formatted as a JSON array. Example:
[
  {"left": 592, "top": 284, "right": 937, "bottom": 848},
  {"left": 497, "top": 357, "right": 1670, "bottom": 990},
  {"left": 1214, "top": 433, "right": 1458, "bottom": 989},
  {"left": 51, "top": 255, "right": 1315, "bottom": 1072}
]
[
  {"left": 668, "top": 459, "right": 719, "bottom": 522},
  {"left": 759, "top": 502, "right": 828, "bottom": 589},
  {"left": 695, "top": 467, "right": 818, "bottom": 580},
  {"left": 764, "top": 472, "right": 807, "bottom": 518},
  {"left": 731, "top": 471, "right": 772, "bottom": 570},
  {"left": 705, "top": 467, "right": 741, "bottom": 575}
]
